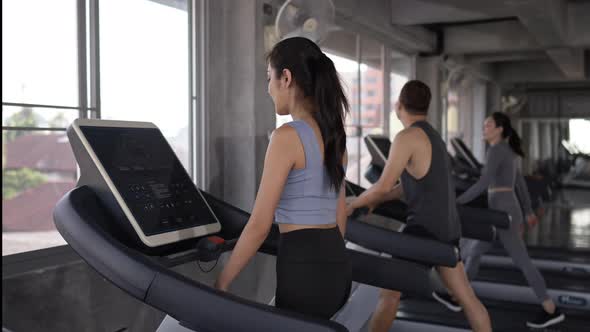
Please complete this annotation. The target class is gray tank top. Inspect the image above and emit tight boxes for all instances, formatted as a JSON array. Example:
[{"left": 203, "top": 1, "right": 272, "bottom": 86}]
[
  {"left": 274, "top": 120, "right": 340, "bottom": 225},
  {"left": 400, "top": 121, "right": 461, "bottom": 242}
]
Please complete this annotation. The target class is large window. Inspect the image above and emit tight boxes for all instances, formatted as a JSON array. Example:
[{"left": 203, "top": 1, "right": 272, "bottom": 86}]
[
  {"left": 2, "top": 0, "right": 79, "bottom": 107},
  {"left": 2, "top": 0, "right": 193, "bottom": 257},
  {"left": 356, "top": 37, "right": 384, "bottom": 188},
  {"left": 274, "top": 30, "right": 396, "bottom": 188},
  {"left": 319, "top": 31, "right": 412, "bottom": 188},
  {"left": 2, "top": 128, "right": 76, "bottom": 255},
  {"left": 445, "top": 90, "right": 460, "bottom": 148},
  {"left": 324, "top": 50, "right": 362, "bottom": 184},
  {"left": 568, "top": 118, "right": 590, "bottom": 154},
  {"left": 99, "top": 0, "right": 190, "bottom": 170},
  {"left": 2, "top": 0, "right": 79, "bottom": 255},
  {"left": 389, "top": 51, "right": 411, "bottom": 141}
]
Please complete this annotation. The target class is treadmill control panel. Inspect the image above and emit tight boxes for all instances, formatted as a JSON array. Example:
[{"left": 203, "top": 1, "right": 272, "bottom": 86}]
[
  {"left": 80, "top": 126, "right": 217, "bottom": 236},
  {"left": 366, "top": 136, "right": 391, "bottom": 168}
]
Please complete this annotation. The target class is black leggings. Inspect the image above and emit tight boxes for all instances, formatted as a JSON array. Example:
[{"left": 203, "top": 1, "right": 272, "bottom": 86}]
[{"left": 275, "top": 227, "right": 352, "bottom": 319}]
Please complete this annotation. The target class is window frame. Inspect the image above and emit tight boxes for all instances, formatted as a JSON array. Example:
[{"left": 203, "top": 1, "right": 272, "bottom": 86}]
[
  {"left": 323, "top": 33, "right": 413, "bottom": 186},
  {"left": 2, "top": 0, "right": 199, "bottom": 270}
]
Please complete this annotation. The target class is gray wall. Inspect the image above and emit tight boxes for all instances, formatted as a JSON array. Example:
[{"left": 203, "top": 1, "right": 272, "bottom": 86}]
[
  {"left": 415, "top": 56, "right": 443, "bottom": 131},
  {"left": 3, "top": 260, "right": 165, "bottom": 332},
  {"left": 457, "top": 80, "right": 487, "bottom": 162},
  {"left": 494, "top": 60, "right": 571, "bottom": 83},
  {"left": 2, "top": 252, "right": 276, "bottom": 332},
  {"left": 204, "top": 0, "right": 275, "bottom": 212}
]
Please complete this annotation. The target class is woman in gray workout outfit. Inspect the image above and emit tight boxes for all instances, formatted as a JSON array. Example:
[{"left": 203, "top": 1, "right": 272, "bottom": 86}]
[{"left": 455, "top": 112, "right": 565, "bottom": 329}]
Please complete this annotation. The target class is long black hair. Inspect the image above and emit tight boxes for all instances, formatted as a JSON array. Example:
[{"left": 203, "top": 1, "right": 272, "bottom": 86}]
[
  {"left": 267, "top": 37, "right": 349, "bottom": 190},
  {"left": 491, "top": 111, "right": 525, "bottom": 157}
]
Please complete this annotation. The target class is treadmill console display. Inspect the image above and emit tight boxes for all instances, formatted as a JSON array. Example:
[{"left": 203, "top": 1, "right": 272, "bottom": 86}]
[
  {"left": 79, "top": 125, "right": 218, "bottom": 236},
  {"left": 366, "top": 136, "right": 391, "bottom": 167},
  {"left": 451, "top": 138, "right": 482, "bottom": 170},
  {"left": 372, "top": 137, "right": 391, "bottom": 158}
]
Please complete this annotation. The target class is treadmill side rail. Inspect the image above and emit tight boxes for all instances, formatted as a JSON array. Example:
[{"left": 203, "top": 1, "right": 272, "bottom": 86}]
[{"left": 54, "top": 186, "right": 348, "bottom": 332}]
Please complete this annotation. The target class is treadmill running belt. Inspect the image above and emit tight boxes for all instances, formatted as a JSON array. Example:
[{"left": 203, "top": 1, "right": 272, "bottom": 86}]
[
  {"left": 397, "top": 298, "right": 588, "bottom": 332},
  {"left": 487, "top": 246, "right": 590, "bottom": 264},
  {"left": 475, "top": 266, "right": 590, "bottom": 293}
]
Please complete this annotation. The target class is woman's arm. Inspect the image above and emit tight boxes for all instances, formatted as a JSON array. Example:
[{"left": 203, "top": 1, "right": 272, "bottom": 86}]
[
  {"left": 336, "top": 182, "right": 347, "bottom": 237},
  {"left": 215, "top": 126, "right": 295, "bottom": 291},
  {"left": 457, "top": 147, "right": 499, "bottom": 204},
  {"left": 515, "top": 167, "right": 535, "bottom": 219},
  {"left": 336, "top": 151, "right": 348, "bottom": 237}
]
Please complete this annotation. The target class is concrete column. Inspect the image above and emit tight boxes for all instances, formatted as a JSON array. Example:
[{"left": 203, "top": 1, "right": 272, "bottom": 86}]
[
  {"left": 415, "top": 56, "right": 443, "bottom": 131},
  {"left": 204, "top": 0, "right": 274, "bottom": 211},
  {"left": 382, "top": 45, "right": 391, "bottom": 138},
  {"left": 457, "top": 83, "right": 473, "bottom": 148},
  {"left": 529, "top": 121, "right": 540, "bottom": 173},
  {"left": 486, "top": 82, "right": 501, "bottom": 115},
  {"left": 553, "top": 123, "right": 562, "bottom": 161},
  {"left": 472, "top": 81, "right": 486, "bottom": 162},
  {"left": 199, "top": 0, "right": 280, "bottom": 305},
  {"left": 541, "top": 121, "right": 553, "bottom": 161}
]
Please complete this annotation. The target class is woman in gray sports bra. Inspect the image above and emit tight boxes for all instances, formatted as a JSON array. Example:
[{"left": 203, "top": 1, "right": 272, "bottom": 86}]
[
  {"left": 215, "top": 37, "right": 352, "bottom": 319},
  {"left": 457, "top": 112, "right": 565, "bottom": 328}
]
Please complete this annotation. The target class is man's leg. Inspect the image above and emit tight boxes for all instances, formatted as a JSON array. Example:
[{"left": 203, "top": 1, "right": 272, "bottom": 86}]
[
  {"left": 437, "top": 262, "right": 492, "bottom": 332},
  {"left": 368, "top": 289, "right": 401, "bottom": 332},
  {"left": 460, "top": 239, "right": 492, "bottom": 280}
]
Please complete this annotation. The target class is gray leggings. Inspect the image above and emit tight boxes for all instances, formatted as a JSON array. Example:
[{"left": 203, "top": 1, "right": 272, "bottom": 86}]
[{"left": 461, "top": 191, "right": 550, "bottom": 303}]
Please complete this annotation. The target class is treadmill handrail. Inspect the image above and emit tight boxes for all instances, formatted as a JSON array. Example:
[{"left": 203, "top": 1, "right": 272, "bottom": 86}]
[
  {"left": 457, "top": 205, "right": 511, "bottom": 229},
  {"left": 451, "top": 138, "right": 483, "bottom": 170},
  {"left": 53, "top": 186, "right": 347, "bottom": 332},
  {"left": 202, "top": 186, "right": 439, "bottom": 296},
  {"left": 347, "top": 181, "right": 509, "bottom": 231},
  {"left": 365, "top": 135, "right": 391, "bottom": 169},
  {"left": 345, "top": 218, "right": 459, "bottom": 267},
  {"left": 348, "top": 250, "right": 435, "bottom": 297}
]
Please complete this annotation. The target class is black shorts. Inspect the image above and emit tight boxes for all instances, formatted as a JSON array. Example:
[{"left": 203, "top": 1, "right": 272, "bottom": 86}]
[
  {"left": 275, "top": 227, "right": 352, "bottom": 319},
  {"left": 402, "top": 224, "right": 461, "bottom": 261}
]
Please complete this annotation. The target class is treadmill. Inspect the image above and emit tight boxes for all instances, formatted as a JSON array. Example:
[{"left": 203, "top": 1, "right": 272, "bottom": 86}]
[
  {"left": 345, "top": 183, "right": 588, "bottom": 331},
  {"left": 54, "top": 119, "right": 478, "bottom": 332},
  {"left": 56, "top": 120, "right": 589, "bottom": 331},
  {"left": 364, "top": 135, "right": 590, "bottom": 312},
  {"left": 345, "top": 181, "right": 502, "bottom": 244},
  {"left": 449, "top": 137, "right": 552, "bottom": 208},
  {"left": 368, "top": 134, "right": 590, "bottom": 275},
  {"left": 560, "top": 140, "right": 590, "bottom": 189},
  {"left": 447, "top": 137, "right": 590, "bottom": 275}
]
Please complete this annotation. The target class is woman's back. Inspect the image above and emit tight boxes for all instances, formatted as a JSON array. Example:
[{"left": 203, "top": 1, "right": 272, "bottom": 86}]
[
  {"left": 487, "top": 141, "right": 519, "bottom": 189},
  {"left": 216, "top": 37, "right": 351, "bottom": 319},
  {"left": 458, "top": 140, "right": 532, "bottom": 212},
  {"left": 275, "top": 119, "right": 341, "bottom": 233}
]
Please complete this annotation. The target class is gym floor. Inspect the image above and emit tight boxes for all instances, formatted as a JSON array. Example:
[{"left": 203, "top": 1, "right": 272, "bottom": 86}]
[{"left": 523, "top": 188, "right": 590, "bottom": 250}]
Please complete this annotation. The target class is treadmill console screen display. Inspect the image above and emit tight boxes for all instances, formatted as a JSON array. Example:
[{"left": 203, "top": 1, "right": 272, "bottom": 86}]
[
  {"left": 80, "top": 126, "right": 217, "bottom": 236},
  {"left": 366, "top": 136, "right": 391, "bottom": 167},
  {"left": 372, "top": 137, "right": 391, "bottom": 157}
]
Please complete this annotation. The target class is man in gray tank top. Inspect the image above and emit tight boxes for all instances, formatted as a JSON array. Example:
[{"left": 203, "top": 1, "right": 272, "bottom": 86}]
[
  {"left": 347, "top": 81, "right": 492, "bottom": 332},
  {"left": 400, "top": 119, "right": 461, "bottom": 243}
]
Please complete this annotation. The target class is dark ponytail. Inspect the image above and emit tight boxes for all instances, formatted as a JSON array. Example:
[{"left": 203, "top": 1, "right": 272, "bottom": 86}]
[
  {"left": 267, "top": 37, "right": 349, "bottom": 190},
  {"left": 491, "top": 112, "right": 525, "bottom": 157}
]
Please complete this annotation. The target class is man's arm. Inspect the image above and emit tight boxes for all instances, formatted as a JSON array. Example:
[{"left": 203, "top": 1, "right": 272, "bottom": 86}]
[
  {"left": 348, "top": 129, "right": 414, "bottom": 212},
  {"left": 378, "top": 183, "right": 404, "bottom": 204}
]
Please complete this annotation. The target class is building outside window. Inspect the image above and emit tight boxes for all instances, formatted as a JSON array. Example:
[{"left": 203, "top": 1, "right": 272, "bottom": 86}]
[{"left": 2, "top": 0, "right": 192, "bottom": 256}]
